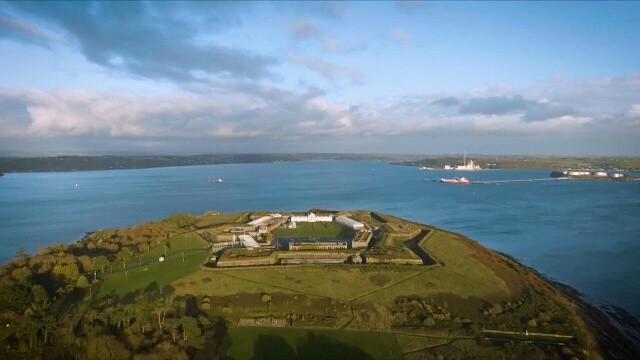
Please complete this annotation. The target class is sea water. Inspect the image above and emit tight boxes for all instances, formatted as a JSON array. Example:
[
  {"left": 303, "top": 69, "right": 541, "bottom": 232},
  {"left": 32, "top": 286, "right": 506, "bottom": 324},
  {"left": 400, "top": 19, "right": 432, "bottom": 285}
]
[{"left": 1, "top": 160, "right": 639, "bottom": 318}]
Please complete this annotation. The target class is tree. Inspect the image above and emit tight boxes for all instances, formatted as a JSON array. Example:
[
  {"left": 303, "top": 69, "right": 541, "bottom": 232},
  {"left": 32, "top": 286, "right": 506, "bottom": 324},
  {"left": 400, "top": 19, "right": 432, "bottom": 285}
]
[
  {"left": 161, "top": 284, "right": 175, "bottom": 299},
  {"left": 164, "top": 318, "right": 180, "bottom": 343},
  {"left": 85, "top": 335, "right": 131, "bottom": 360},
  {"left": 78, "top": 255, "right": 94, "bottom": 273},
  {"left": 94, "top": 256, "right": 109, "bottom": 273},
  {"left": 52, "top": 263, "right": 79, "bottom": 282},
  {"left": 116, "top": 249, "right": 134, "bottom": 270},
  {"left": 11, "top": 266, "right": 32, "bottom": 282},
  {"left": 30, "top": 284, "right": 48, "bottom": 309},
  {"left": 76, "top": 275, "right": 89, "bottom": 289},
  {"left": 180, "top": 316, "right": 205, "bottom": 349}
]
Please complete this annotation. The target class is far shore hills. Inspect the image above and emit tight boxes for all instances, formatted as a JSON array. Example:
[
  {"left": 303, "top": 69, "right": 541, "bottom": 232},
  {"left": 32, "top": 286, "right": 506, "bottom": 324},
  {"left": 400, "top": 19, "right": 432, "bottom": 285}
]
[{"left": 1, "top": 153, "right": 639, "bottom": 173}]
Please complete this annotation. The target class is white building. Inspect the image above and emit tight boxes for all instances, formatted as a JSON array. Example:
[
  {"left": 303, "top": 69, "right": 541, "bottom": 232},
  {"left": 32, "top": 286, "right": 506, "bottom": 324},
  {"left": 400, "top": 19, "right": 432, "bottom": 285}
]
[
  {"left": 248, "top": 213, "right": 283, "bottom": 226},
  {"left": 249, "top": 216, "right": 272, "bottom": 226},
  {"left": 456, "top": 159, "right": 482, "bottom": 171},
  {"left": 335, "top": 216, "right": 365, "bottom": 230},
  {"left": 290, "top": 212, "right": 333, "bottom": 223},
  {"left": 238, "top": 234, "right": 260, "bottom": 248},
  {"left": 568, "top": 171, "right": 590, "bottom": 176}
]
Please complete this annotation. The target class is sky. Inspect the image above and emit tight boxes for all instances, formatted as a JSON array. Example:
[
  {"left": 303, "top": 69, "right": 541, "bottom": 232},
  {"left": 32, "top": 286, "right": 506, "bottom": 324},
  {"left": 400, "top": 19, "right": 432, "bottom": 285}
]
[{"left": 0, "top": 1, "right": 639, "bottom": 156}]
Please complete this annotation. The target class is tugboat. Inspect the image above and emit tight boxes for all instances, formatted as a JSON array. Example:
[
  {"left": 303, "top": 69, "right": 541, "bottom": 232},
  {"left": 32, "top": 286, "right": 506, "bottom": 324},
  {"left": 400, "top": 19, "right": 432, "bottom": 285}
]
[{"left": 440, "top": 177, "right": 470, "bottom": 185}]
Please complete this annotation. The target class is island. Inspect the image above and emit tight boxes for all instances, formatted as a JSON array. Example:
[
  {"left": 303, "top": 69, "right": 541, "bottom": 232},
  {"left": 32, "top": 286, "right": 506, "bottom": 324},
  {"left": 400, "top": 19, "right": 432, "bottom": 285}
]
[{"left": 0, "top": 210, "right": 637, "bottom": 359}]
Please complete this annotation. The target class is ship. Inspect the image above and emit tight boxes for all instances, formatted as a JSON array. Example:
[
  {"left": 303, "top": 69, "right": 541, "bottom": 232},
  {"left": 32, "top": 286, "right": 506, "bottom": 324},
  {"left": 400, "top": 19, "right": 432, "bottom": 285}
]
[{"left": 440, "top": 177, "right": 470, "bottom": 185}]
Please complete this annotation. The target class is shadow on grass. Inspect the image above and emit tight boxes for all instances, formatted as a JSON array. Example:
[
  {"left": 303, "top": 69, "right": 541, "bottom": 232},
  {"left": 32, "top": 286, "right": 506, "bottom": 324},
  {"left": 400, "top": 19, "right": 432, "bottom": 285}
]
[{"left": 251, "top": 332, "right": 374, "bottom": 360}]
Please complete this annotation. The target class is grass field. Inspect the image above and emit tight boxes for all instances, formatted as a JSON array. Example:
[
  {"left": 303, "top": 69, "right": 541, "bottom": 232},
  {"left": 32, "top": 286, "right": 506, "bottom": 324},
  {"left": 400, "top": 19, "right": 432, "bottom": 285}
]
[
  {"left": 194, "top": 212, "right": 249, "bottom": 229},
  {"left": 272, "top": 222, "right": 355, "bottom": 240},
  {"left": 227, "top": 327, "right": 403, "bottom": 360},
  {"left": 98, "top": 232, "right": 208, "bottom": 297},
  {"left": 357, "top": 229, "right": 511, "bottom": 306},
  {"left": 174, "top": 265, "right": 422, "bottom": 300},
  {"left": 169, "top": 228, "right": 510, "bottom": 322}
]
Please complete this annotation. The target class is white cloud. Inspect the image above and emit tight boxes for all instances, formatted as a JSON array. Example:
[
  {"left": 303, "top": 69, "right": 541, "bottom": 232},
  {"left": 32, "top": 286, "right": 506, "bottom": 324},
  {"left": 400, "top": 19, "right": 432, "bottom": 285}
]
[
  {"left": 627, "top": 104, "right": 640, "bottom": 127},
  {"left": 0, "top": 75, "right": 638, "bottom": 153},
  {"left": 290, "top": 55, "right": 364, "bottom": 85}
]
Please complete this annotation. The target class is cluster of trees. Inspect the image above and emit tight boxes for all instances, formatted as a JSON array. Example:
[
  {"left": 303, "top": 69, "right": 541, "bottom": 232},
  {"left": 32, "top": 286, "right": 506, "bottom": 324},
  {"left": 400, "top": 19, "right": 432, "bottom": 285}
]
[
  {"left": 391, "top": 296, "right": 472, "bottom": 330},
  {"left": 83, "top": 214, "right": 196, "bottom": 257},
  {"left": 482, "top": 289, "right": 586, "bottom": 339},
  {"left": 0, "top": 213, "right": 209, "bottom": 358}
]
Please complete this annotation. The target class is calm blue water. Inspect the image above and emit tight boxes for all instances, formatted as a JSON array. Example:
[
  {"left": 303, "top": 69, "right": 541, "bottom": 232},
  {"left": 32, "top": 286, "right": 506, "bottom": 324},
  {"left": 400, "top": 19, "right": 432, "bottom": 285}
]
[{"left": 1, "top": 160, "right": 639, "bottom": 318}]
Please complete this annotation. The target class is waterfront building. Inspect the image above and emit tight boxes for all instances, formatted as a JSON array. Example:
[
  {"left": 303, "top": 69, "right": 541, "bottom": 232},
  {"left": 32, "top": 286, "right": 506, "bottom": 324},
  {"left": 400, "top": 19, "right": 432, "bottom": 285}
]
[
  {"left": 568, "top": 171, "right": 590, "bottom": 176},
  {"left": 455, "top": 157, "right": 482, "bottom": 171}
]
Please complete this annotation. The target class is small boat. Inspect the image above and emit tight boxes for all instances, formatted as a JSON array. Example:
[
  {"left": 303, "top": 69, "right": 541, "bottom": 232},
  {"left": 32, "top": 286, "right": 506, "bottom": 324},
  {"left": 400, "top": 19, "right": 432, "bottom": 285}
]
[
  {"left": 419, "top": 166, "right": 433, "bottom": 171},
  {"left": 208, "top": 178, "right": 224, "bottom": 184},
  {"left": 440, "top": 177, "right": 470, "bottom": 185}
]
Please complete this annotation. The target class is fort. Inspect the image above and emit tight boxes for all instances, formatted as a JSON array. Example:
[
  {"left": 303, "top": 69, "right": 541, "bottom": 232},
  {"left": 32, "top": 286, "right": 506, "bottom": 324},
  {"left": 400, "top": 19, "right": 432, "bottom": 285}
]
[{"left": 202, "top": 211, "right": 436, "bottom": 268}]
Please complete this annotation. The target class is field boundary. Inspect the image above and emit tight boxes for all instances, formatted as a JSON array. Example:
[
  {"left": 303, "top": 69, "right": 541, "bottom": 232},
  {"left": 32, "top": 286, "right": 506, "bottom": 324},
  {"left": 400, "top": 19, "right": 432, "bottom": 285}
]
[{"left": 216, "top": 271, "right": 335, "bottom": 299}]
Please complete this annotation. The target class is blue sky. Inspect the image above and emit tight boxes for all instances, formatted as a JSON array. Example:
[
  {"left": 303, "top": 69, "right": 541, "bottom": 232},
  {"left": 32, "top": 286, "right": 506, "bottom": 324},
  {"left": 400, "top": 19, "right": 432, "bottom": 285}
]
[{"left": 0, "top": 1, "right": 639, "bottom": 155}]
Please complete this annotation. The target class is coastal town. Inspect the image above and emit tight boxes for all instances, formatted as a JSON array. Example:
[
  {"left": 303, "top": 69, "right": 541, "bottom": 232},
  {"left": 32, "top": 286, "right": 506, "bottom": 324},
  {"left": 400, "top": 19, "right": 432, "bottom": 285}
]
[{"left": 415, "top": 155, "right": 637, "bottom": 184}]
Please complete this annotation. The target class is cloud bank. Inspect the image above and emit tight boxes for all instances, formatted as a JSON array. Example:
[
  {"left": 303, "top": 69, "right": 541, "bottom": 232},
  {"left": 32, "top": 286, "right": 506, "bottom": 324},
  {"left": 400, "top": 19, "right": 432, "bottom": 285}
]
[{"left": 1, "top": 75, "right": 638, "bottom": 148}]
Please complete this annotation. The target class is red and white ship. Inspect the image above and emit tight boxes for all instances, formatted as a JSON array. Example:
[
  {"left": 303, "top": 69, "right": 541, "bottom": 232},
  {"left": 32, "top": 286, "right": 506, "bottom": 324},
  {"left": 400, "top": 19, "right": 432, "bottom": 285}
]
[{"left": 440, "top": 177, "right": 470, "bottom": 185}]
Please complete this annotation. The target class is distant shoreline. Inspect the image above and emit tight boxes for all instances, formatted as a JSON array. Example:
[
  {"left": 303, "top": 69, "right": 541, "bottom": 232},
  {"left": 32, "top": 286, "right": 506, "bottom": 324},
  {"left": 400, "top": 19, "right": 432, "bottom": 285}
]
[
  {"left": 1, "top": 154, "right": 639, "bottom": 174},
  {"left": 0, "top": 154, "right": 416, "bottom": 174}
]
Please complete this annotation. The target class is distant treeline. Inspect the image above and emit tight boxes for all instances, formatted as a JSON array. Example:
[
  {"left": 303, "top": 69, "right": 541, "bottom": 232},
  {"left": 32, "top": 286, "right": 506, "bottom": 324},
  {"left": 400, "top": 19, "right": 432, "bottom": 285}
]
[{"left": 0, "top": 153, "right": 416, "bottom": 173}]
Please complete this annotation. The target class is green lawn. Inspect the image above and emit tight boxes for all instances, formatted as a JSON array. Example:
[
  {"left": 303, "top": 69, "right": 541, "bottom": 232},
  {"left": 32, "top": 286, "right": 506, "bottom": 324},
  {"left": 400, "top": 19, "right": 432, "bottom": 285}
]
[
  {"left": 227, "top": 327, "right": 403, "bottom": 360},
  {"left": 175, "top": 266, "right": 421, "bottom": 300},
  {"left": 194, "top": 212, "right": 249, "bottom": 229},
  {"left": 272, "top": 222, "right": 355, "bottom": 240},
  {"left": 356, "top": 229, "right": 511, "bottom": 310},
  {"left": 97, "top": 232, "right": 208, "bottom": 297}
]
